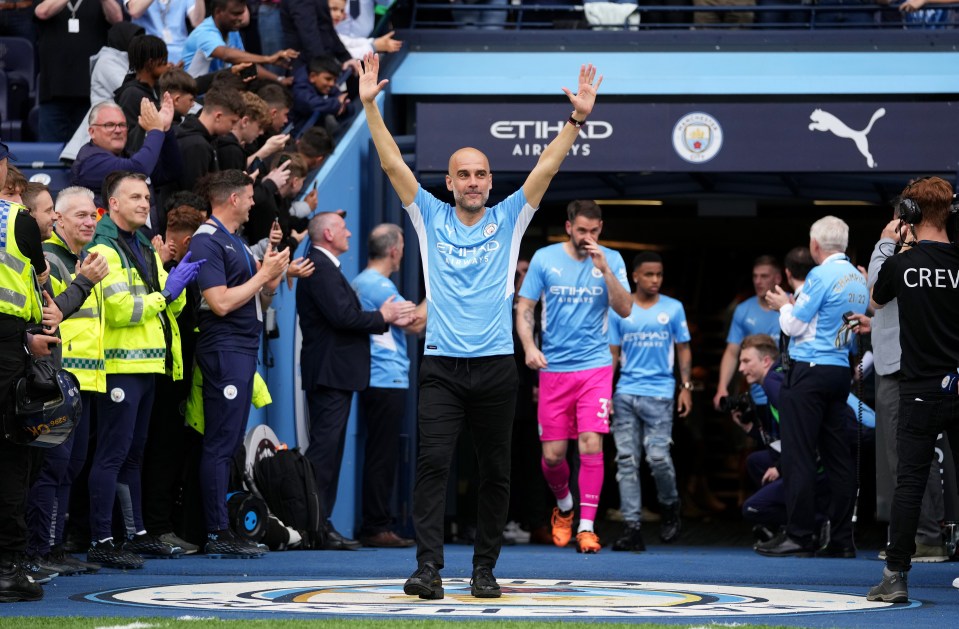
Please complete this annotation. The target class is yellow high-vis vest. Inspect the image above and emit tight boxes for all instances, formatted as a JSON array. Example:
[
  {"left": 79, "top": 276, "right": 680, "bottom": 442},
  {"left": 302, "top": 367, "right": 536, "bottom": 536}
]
[
  {"left": 88, "top": 214, "right": 185, "bottom": 380},
  {"left": 0, "top": 200, "right": 43, "bottom": 324},
  {"left": 44, "top": 230, "right": 107, "bottom": 393}
]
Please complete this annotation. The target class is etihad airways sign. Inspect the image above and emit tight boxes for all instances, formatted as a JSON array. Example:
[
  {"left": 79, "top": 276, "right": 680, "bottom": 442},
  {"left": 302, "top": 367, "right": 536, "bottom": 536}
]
[{"left": 414, "top": 102, "right": 959, "bottom": 173}]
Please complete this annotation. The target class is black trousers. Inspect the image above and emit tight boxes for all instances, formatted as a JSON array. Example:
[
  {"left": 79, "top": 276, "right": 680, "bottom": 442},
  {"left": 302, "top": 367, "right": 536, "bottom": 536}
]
[
  {"left": 887, "top": 394, "right": 959, "bottom": 572},
  {"left": 358, "top": 387, "right": 406, "bottom": 536},
  {"left": 304, "top": 385, "right": 354, "bottom": 520},
  {"left": 142, "top": 373, "right": 197, "bottom": 535},
  {"left": 780, "top": 362, "right": 857, "bottom": 547},
  {"left": 413, "top": 355, "right": 517, "bottom": 570},
  {"left": 0, "top": 318, "right": 31, "bottom": 558}
]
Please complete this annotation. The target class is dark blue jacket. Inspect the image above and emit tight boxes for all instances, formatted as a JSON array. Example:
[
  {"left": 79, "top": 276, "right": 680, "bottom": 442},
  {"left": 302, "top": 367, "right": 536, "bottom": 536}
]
[{"left": 71, "top": 128, "right": 182, "bottom": 235}]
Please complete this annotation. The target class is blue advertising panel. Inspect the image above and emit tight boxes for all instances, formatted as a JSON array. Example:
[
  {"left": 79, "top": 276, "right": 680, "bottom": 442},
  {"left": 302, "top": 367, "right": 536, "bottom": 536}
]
[{"left": 415, "top": 102, "right": 959, "bottom": 173}]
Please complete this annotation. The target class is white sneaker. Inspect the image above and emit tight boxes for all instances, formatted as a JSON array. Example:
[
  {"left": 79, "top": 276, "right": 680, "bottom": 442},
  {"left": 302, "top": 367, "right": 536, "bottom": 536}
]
[{"left": 502, "top": 521, "right": 530, "bottom": 544}]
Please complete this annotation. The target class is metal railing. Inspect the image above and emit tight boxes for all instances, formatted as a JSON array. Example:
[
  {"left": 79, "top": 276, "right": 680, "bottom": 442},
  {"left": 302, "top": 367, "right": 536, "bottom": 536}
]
[{"left": 408, "top": 2, "right": 959, "bottom": 30}]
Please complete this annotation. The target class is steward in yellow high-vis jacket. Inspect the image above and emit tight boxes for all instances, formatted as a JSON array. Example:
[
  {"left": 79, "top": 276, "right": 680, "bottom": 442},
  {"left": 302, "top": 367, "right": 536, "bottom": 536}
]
[
  {"left": 0, "top": 172, "right": 59, "bottom": 602},
  {"left": 25, "top": 185, "right": 109, "bottom": 570},
  {"left": 83, "top": 172, "right": 204, "bottom": 569}
]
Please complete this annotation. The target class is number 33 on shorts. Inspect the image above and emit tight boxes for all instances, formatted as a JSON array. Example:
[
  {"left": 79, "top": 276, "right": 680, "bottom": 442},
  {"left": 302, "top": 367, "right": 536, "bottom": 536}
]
[{"left": 597, "top": 397, "right": 610, "bottom": 419}]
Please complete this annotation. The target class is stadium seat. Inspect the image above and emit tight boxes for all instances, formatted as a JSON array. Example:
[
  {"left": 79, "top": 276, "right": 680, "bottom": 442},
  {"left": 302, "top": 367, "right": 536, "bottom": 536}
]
[{"left": 9, "top": 141, "right": 70, "bottom": 195}]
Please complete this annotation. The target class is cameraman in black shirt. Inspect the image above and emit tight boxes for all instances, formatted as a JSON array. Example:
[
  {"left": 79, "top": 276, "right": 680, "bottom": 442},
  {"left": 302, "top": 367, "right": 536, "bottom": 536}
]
[{"left": 868, "top": 176, "right": 959, "bottom": 603}]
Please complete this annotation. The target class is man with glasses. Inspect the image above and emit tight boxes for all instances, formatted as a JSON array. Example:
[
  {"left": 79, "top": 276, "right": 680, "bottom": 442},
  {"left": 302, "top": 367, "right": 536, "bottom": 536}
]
[{"left": 71, "top": 95, "right": 182, "bottom": 236}]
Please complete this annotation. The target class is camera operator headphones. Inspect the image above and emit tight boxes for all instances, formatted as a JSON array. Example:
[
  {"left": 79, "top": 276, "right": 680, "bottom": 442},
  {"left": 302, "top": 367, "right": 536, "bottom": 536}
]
[
  {"left": 895, "top": 177, "right": 959, "bottom": 225},
  {"left": 896, "top": 176, "right": 933, "bottom": 225},
  {"left": 896, "top": 196, "right": 923, "bottom": 225}
]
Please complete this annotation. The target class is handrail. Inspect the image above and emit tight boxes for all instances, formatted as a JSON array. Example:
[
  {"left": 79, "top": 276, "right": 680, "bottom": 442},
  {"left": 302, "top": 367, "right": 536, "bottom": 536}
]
[{"left": 409, "top": 2, "right": 959, "bottom": 29}]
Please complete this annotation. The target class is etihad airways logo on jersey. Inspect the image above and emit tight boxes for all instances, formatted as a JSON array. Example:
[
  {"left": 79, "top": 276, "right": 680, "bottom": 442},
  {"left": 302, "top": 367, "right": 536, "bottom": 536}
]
[
  {"left": 549, "top": 286, "right": 605, "bottom": 297},
  {"left": 436, "top": 240, "right": 500, "bottom": 267},
  {"left": 623, "top": 330, "right": 670, "bottom": 343},
  {"left": 436, "top": 241, "right": 500, "bottom": 257}
]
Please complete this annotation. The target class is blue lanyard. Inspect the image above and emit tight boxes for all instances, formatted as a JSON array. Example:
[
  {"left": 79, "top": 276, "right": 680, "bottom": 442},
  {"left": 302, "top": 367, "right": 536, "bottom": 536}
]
[{"left": 209, "top": 216, "right": 254, "bottom": 279}]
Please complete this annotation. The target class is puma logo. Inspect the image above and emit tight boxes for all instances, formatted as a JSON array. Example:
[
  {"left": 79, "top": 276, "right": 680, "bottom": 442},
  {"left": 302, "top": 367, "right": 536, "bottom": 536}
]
[
  {"left": 549, "top": 267, "right": 562, "bottom": 277},
  {"left": 808, "top": 108, "right": 886, "bottom": 169}
]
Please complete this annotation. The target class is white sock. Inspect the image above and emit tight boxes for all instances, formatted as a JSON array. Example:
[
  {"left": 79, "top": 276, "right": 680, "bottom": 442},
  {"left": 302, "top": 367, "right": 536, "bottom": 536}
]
[
  {"left": 578, "top": 519, "right": 594, "bottom": 533},
  {"left": 557, "top": 493, "right": 574, "bottom": 513}
]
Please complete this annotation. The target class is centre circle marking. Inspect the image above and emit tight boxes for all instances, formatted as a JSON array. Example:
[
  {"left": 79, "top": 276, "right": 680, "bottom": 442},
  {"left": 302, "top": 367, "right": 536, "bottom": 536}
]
[{"left": 80, "top": 578, "right": 912, "bottom": 618}]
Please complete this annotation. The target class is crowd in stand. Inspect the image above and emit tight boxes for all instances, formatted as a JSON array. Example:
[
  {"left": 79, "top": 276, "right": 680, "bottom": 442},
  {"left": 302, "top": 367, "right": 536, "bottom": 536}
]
[{"left": 0, "top": 0, "right": 399, "bottom": 144}]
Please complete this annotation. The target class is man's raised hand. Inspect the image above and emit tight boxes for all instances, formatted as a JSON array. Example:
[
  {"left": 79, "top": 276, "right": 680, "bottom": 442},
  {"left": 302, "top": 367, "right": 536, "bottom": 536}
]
[
  {"left": 563, "top": 64, "right": 603, "bottom": 120},
  {"left": 159, "top": 91, "right": 175, "bottom": 131},
  {"left": 582, "top": 237, "right": 608, "bottom": 273},
  {"left": 78, "top": 251, "right": 110, "bottom": 283},
  {"left": 261, "top": 248, "right": 289, "bottom": 280},
  {"left": 360, "top": 53, "right": 389, "bottom": 106},
  {"left": 139, "top": 98, "right": 163, "bottom": 132}
]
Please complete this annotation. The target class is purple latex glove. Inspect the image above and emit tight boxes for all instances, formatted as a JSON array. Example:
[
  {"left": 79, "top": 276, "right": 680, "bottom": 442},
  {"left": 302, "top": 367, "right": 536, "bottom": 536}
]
[{"left": 164, "top": 250, "right": 205, "bottom": 300}]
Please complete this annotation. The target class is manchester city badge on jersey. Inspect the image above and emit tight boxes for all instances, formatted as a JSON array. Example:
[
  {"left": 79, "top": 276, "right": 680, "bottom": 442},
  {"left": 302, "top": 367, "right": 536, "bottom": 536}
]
[
  {"left": 657, "top": 312, "right": 670, "bottom": 325},
  {"left": 591, "top": 267, "right": 603, "bottom": 278},
  {"left": 484, "top": 223, "right": 498, "bottom": 237}
]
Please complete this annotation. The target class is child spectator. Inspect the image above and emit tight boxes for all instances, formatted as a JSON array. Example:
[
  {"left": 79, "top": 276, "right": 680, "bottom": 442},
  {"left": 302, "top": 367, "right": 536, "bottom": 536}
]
[
  {"left": 116, "top": 35, "right": 172, "bottom": 154},
  {"left": 216, "top": 92, "right": 273, "bottom": 171},
  {"left": 291, "top": 55, "right": 351, "bottom": 136},
  {"left": 328, "top": 0, "right": 402, "bottom": 59},
  {"left": 159, "top": 68, "right": 200, "bottom": 124}
]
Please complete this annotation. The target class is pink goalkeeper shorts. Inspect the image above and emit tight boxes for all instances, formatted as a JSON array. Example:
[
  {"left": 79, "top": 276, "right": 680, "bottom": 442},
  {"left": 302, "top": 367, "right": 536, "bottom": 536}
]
[{"left": 537, "top": 364, "right": 613, "bottom": 441}]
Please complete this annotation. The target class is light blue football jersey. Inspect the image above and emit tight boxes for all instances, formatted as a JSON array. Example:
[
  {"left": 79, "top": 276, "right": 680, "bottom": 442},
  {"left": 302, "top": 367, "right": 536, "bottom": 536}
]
[
  {"left": 351, "top": 268, "right": 409, "bottom": 389},
  {"left": 519, "top": 243, "right": 629, "bottom": 372},
  {"left": 610, "top": 296, "right": 691, "bottom": 398},
  {"left": 404, "top": 186, "right": 535, "bottom": 358},
  {"left": 727, "top": 296, "right": 781, "bottom": 406},
  {"left": 789, "top": 253, "right": 868, "bottom": 367}
]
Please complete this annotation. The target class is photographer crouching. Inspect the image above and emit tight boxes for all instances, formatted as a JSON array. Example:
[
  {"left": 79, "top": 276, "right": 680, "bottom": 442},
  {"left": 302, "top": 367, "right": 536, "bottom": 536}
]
[
  {"left": 757, "top": 216, "right": 869, "bottom": 558},
  {"left": 868, "top": 176, "right": 959, "bottom": 603},
  {"left": 736, "top": 334, "right": 875, "bottom": 546}
]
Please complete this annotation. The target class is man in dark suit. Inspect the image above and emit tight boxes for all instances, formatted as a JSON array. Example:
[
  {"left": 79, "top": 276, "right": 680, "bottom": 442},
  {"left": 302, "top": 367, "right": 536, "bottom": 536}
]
[
  {"left": 280, "top": 0, "right": 352, "bottom": 70},
  {"left": 296, "top": 211, "right": 416, "bottom": 550}
]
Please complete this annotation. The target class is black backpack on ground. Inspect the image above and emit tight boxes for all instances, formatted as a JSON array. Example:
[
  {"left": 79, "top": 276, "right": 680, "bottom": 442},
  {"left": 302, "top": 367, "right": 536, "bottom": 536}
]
[{"left": 253, "top": 448, "right": 327, "bottom": 550}]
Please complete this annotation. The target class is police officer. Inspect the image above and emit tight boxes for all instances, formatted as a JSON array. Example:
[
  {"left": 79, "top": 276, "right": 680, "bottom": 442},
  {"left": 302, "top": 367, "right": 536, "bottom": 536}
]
[
  {"left": 86, "top": 171, "right": 203, "bottom": 568},
  {"left": 189, "top": 170, "right": 288, "bottom": 557},
  {"left": 24, "top": 185, "right": 109, "bottom": 576},
  {"left": 758, "top": 216, "right": 868, "bottom": 558},
  {"left": 0, "top": 141, "right": 62, "bottom": 602},
  {"left": 868, "top": 176, "right": 959, "bottom": 602}
]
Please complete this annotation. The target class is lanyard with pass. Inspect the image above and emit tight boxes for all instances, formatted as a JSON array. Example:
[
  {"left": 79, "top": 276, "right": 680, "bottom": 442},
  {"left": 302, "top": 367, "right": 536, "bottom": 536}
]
[{"left": 67, "top": 0, "right": 84, "bottom": 33}]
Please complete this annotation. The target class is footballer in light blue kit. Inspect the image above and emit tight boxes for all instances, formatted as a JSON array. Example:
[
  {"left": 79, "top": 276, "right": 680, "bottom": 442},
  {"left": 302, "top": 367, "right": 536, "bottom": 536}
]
[
  {"left": 608, "top": 252, "right": 693, "bottom": 552},
  {"left": 715, "top": 257, "right": 783, "bottom": 411},
  {"left": 516, "top": 200, "right": 632, "bottom": 554},
  {"left": 359, "top": 53, "right": 605, "bottom": 596}
]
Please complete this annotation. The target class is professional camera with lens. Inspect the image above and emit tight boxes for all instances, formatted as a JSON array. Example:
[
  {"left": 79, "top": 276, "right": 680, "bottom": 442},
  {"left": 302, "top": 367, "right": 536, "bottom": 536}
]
[{"left": 718, "top": 393, "right": 753, "bottom": 414}]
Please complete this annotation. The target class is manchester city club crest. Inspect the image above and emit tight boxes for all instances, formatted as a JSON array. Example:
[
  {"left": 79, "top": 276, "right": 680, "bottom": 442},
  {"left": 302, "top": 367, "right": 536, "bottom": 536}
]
[
  {"left": 673, "top": 112, "right": 723, "bottom": 164},
  {"left": 79, "top": 578, "right": 908, "bottom": 618}
]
